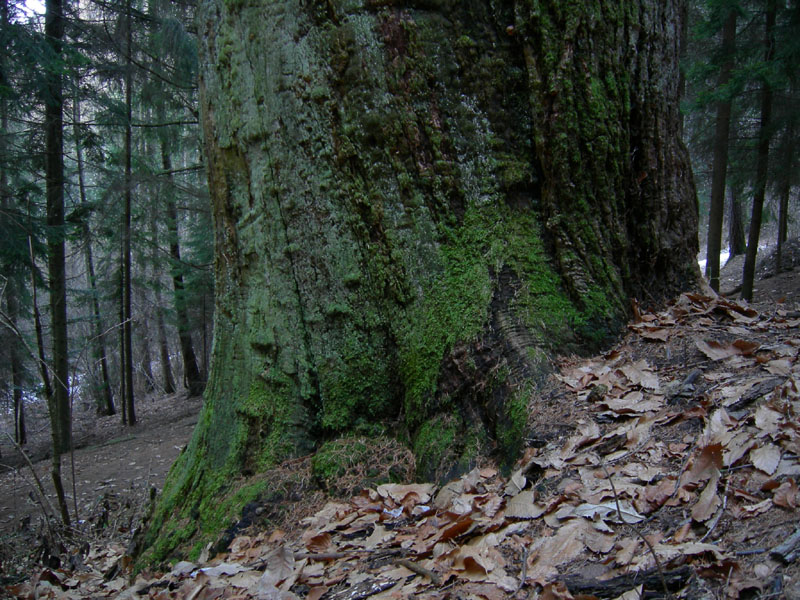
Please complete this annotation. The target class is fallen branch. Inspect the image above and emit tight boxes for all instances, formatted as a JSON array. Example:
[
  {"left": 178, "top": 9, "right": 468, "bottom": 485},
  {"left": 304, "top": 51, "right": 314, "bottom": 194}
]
[
  {"left": 325, "top": 579, "right": 396, "bottom": 600},
  {"left": 394, "top": 558, "right": 441, "bottom": 585},
  {"left": 564, "top": 565, "right": 692, "bottom": 599},
  {"left": 770, "top": 527, "right": 800, "bottom": 563}
]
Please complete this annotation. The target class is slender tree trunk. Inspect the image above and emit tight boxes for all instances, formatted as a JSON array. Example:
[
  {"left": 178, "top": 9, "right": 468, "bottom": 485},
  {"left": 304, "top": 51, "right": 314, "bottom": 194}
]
[
  {"left": 150, "top": 215, "right": 177, "bottom": 394},
  {"left": 29, "top": 240, "right": 53, "bottom": 403},
  {"left": 157, "top": 302, "right": 176, "bottom": 393},
  {"left": 161, "top": 139, "right": 203, "bottom": 397},
  {"left": 123, "top": 0, "right": 136, "bottom": 424},
  {"left": 141, "top": 0, "right": 699, "bottom": 563},
  {"left": 29, "top": 239, "right": 69, "bottom": 526},
  {"left": 119, "top": 263, "right": 127, "bottom": 424},
  {"left": 5, "top": 283, "right": 26, "bottom": 445},
  {"left": 73, "top": 93, "right": 115, "bottom": 415},
  {"left": 728, "top": 185, "right": 746, "bottom": 259},
  {"left": 706, "top": 9, "right": 736, "bottom": 292},
  {"left": 137, "top": 286, "right": 156, "bottom": 394},
  {"left": 775, "top": 124, "right": 794, "bottom": 275},
  {"left": 0, "top": 0, "right": 23, "bottom": 444},
  {"left": 742, "top": 1, "right": 777, "bottom": 302},
  {"left": 202, "top": 293, "right": 208, "bottom": 381},
  {"left": 44, "top": 0, "right": 71, "bottom": 528}
]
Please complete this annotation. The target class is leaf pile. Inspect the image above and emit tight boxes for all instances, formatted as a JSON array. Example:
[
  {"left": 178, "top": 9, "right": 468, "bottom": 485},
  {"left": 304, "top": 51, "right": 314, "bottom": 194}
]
[{"left": 5, "top": 293, "right": 800, "bottom": 599}]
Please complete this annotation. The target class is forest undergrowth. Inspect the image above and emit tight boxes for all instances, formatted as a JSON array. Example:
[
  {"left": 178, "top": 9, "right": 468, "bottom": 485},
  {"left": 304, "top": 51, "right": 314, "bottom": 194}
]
[{"left": 2, "top": 245, "right": 799, "bottom": 599}]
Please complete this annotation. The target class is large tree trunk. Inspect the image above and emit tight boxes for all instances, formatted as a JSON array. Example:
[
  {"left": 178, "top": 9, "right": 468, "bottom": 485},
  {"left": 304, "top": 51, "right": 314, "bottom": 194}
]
[{"left": 142, "top": 0, "right": 698, "bottom": 563}]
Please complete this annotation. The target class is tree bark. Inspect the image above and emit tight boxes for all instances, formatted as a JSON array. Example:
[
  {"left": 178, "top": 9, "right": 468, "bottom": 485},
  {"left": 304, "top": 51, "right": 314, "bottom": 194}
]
[
  {"left": 122, "top": 0, "right": 136, "bottom": 424},
  {"left": 118, "top": 263, "right": 127, "bottom": 424},
  {"left": 142, "top": 0, "right": 698, "bottom": 563},
  {"left": 44, "top": 0, "right": 71, "bottom": 525},
  {"left": 156, "top": 302, "right": 176, "bottom": 394},
  {"left": 775, "top": 122, "right": 794, "bottom": 275},
  {"left": 0, "top": 0, "right": 24, "bottom": 444},
  {"left": 161, "top": 139, "right": 204, "bottom": 397},
  {"left": 150, "top": 213, "right": 177, "bottom": 394},
  {"left": 741, "top": 0, "right": 777, "bottom": 302},
  {"left": 728, "top": 185, "right": 746, "bottom": 259},
  {"left": 5, "top": 282, "right": 26, "bottom": 445},
  {"left": 73, "top": 93, "right": 115, "bottom": 416},
  {"left": 44, "top": 0, "right": 71, "bottom": 460},
  {"left": 137, "top": 282, "right": 157, "bottom": 394},
  {"left": 706, "top": 9, "right": 736, "bottom": 292}
]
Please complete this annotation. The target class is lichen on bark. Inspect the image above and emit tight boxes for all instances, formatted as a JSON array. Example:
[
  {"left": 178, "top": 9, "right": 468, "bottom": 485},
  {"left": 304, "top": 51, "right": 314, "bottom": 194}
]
[{"left": 142, "top": 0, "right": 698, "bottom": 564}]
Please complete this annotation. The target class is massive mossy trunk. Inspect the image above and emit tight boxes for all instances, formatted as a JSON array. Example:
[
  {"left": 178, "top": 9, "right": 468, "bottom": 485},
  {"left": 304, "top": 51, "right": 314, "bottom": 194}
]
[{"left": 143, "top": 0, "right": 698, "bottom": 563}]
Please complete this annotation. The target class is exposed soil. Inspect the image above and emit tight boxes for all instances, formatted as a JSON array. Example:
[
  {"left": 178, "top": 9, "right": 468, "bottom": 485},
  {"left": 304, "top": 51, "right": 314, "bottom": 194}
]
[{"left": 0, "top": 393, "right": 201, "bottom": 579}]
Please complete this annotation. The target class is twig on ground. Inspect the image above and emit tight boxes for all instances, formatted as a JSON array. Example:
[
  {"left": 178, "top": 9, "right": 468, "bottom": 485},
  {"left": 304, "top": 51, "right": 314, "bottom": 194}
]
[
  {"left": 770, "top": 527, "right": 800, "bottom": 563},
  {"left": 515, "top": 544, "right": 529, "bottom": 594},
  {"left": 699, "top": 477, "right": 728, "bottom": 543},
  {"left": 394, "top": 558, "right": 441, "bottom": 585},
  {"left": 601, "top": 461, "right": 673, "bottom": 600},
  {"left": 3, "top": 433, "right": 57, "bottom": 532},
  {"left": 724, "top": 564, "right": 734, "bottom": 598},
  {"left": 668, "top": 436, "right": 698, "bottom": 503}
]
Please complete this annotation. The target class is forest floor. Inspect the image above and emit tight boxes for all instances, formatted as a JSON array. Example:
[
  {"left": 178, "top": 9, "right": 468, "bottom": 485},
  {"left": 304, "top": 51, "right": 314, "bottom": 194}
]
[
  {"left": 0, "top": 394, "right": 202, "bottom": 578},
  {"left": 1, "top": 240, "right": 799, "bottom": 599}
]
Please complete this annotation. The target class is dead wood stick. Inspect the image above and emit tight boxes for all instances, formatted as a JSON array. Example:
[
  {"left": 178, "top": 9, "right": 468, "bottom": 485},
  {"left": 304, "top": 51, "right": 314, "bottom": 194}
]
[
  {"left": 3, "top": 433, "right": 58, "bottom": 533},
  {"left": 394, "top": 558, "right": 441, "bottom": 585},
  {"left": 516, "top": 545, "right": 529, "bottom": 593},
  {"left": 564, "top": 565, "right": 692, "bottom": 599},
  {"left": 601, "top": 461, "right": 672, "bottom": 600},
  {"left": 770, "top": 527, "right": 800, "bottom": 563},
  {"left": 295, "top": 550, "right": 368, "bottom": 561},
  {"left": 246, "top": 548, "right": 402, "bottom": 570}
]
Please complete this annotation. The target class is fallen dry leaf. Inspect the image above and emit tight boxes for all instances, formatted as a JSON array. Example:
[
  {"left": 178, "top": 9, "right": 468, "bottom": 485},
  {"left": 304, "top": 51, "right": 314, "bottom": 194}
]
[
  {"left": 691, "top": 471, "right": 721, "bottom": 522},
  {"left": 525, "top": 521, "right": 587, "bottom": 584},
  {"left": 613, "top": 586, "right": 644, "bottom": 600},
  {"left": 765, "top": 359, "right": 792, "bottom": 376},
  {"left": 733, "top": 498, "right": 772, "bottom": 517},
  {"left": 696, "top": 339, "right": 760, "bottom": 361},
  {"left": 568, "top": 501, "right": 645, "bottom": 525},
  {"left": 684, "top": 443, "right": 724, "bottom": 486},
  {"left": 620, "top": 360, "right": 660, "bottom": 390},
  {"left": 772, "top": 478, "right": 798, "bottom": 508},
  {"left": 751, "top": 444, "right": 782, "bottom": 475},
  {"left": 377, "top": 482, "right": 435, "bottom": 506},
  {"left": 505, "top": 491, "right": 546, "bottom": 520}
]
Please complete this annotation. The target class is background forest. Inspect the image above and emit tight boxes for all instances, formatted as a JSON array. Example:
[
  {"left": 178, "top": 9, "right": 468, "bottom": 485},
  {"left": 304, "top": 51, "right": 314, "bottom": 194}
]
[{"left": 0, "top": 0, "right": 797, "bottom": 522}]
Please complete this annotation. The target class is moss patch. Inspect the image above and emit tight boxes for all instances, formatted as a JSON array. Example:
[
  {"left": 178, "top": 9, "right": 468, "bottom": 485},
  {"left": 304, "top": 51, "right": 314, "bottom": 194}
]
[
  {"left": 311, "top": 435, "right": 415, "bottom": 496},
  {"left": 412, "top": 414, "right": 486, "bottom": 483}
]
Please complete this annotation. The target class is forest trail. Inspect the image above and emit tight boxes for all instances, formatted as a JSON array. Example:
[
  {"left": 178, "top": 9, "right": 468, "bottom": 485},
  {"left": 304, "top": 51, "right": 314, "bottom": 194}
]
[{"left": 0, "top": 394, "right": 201, "bottom": 537}]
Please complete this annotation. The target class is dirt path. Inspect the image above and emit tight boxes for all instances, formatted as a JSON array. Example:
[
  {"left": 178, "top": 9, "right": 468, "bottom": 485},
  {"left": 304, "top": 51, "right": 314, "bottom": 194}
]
[{"left": 0, "top": 394, "right": 201, "bottom": 535}]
